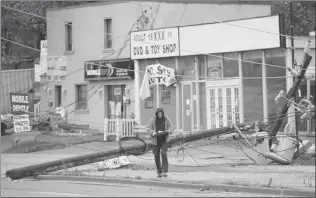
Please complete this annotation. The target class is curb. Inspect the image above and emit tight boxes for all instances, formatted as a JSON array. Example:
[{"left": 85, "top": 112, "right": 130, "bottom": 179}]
[{"left": 35, "top": 175, "right": 315, "bottom": 197}]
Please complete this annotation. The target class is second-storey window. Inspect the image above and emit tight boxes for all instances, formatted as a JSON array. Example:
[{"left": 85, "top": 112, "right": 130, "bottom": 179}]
[
  {"left": 104, "top": 18, "right": 112, "bottom": 49},
  {"left": 65, "top": 22, "right": 73, "bottom": 51}
]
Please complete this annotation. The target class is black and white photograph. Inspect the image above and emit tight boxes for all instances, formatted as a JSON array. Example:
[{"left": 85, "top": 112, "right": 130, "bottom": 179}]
[{"left": 0, "top": 0, "right": 315, "bottom": 197}]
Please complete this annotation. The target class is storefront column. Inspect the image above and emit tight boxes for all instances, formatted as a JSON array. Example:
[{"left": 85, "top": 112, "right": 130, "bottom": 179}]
[
  {"left": 195, "top": 56, "right": 201, "bottom": 131},
  {"left": 262, "top": 50, "right": 268, "bottom": 123},
  {"left": 175, "top": 57, "right": 180, "bottom": 130},
  {"left": 134, "top": 60, "right": 141, "bottom": 124},
  {"left": 286, "top": 48, "right": 296, "bottom": 129},
  {"left": 156, "top": 60, "right": 160, "bottom": 108},
  {"left": 238, "top": 53, "right": 245, "bottom": 123},
  {"left": 307, "top": 79, "right": 311, "bottom": 133}
]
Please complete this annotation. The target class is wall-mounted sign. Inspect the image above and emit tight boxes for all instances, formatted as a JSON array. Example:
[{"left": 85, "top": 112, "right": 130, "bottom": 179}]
[
  {"left": 131, "top": 27, "right": 180, "bottom": 60},
  {"left": 47, "top": 56, "right": 67, "bottom": 81},
  {"left": 10, "top": 93, "right": 34, "bottom": 114},
  {"left": 40, "top": 40, "right": 48, "bottom": 75},
  {"left": 84, "top": 60, "right": 134, "bottom": 81},
  {"left": 179, "top": 15, "right": 285, "bottom": 56}
]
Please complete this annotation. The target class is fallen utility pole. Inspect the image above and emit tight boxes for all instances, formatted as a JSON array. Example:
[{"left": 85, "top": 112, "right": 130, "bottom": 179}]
[
  {"left": 269, "top": 40, "right": 312, "bottom": 147},
  {"left": 6, "top": 126, "right": 237, "bottom": 180}
]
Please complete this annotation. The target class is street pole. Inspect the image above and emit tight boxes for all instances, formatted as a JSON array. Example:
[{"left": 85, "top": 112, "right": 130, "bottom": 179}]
[
  {"left": 6, "top": 126, "right": 237, "bottom": 180},
  {"left": 289, "top": 1, "right": 300, "bottom": 157},
  {"left": 269, "top": 42, "right": 312, "bottom": 147}
]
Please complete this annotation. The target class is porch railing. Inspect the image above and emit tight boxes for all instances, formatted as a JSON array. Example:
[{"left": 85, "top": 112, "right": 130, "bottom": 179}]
[{"left": 103, "top": 118, "right": 136, "bottom": 141}]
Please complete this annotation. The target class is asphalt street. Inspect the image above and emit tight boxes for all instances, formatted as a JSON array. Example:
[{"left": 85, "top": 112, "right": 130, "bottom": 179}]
[{"left": 1, "top": 178, "right": 276, "bottom": 197}]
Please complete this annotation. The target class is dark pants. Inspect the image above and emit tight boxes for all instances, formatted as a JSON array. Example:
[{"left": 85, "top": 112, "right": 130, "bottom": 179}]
[{"left": 152, "top": 142, "right": 168, "bottom": 174}]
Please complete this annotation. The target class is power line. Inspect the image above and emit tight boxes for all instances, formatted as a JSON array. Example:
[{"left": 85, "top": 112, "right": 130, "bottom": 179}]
[
  {"left": 129, "top": 1, "right": 315, "bottom": 42},
  {"left": 1, "top": 4, "right": 314, "bottom": 72},
  {"left": 1, "top": 5, "right": 314, "bottom": 117}
]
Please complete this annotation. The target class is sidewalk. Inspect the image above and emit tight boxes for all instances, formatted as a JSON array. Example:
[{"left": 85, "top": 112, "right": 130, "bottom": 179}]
[{"left": 2, "top": 140, "right": 315, "bottom": 196}]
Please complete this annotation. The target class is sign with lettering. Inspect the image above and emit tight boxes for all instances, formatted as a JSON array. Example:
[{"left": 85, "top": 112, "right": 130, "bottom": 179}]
[
  {"left": 13, "top": 114, "right": 31, "bottom": 133},
  {"left": 84, "top": 60, "right": 134, "bottom": 81},
  {"left": 47, "top": 56, "right": 67, "bottom": 81},
  {"left": 131, "top": 28, "right": 180, "bottom": 60},
  {"left": 40, "top": 40, "right": 48, "bottom": 75},
  {"left": 10, "top": 93, "right": 33, "bottom": 114},
  {"left": 146, "top": 63, "right": 175, "bottom": 86}
]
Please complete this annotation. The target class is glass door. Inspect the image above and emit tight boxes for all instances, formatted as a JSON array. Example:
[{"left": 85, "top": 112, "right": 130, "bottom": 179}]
[{"left": 207, "top": 86, "right": 240, "bottom": 129}]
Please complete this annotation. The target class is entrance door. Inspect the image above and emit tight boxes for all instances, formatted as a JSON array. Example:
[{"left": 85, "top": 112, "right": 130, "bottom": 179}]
[
  {"left": 207, "top": 86, "right": 240, "bottom": 129},
  {"left": 55, "top": 85, "right": 62, "bottom": 107},
  {"left": 108, "top": 85, "right": 126, "bottom": 119},
  {"left": 182, "top": 83, "right": 193, "bottom": 132}
]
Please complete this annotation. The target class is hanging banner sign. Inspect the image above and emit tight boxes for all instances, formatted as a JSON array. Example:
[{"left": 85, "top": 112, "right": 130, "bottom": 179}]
[
  {"left": 13, "top": 114, "right": 31, "bottom": 133},
  {"left": 131, "top": 27, "right": 180, "bottom": 60},
  {"left": 146, "top": 63, "right": 175, "bottom": 86},
  {"left": 139, "top": 64, "right": 175, "bottom": 100}
]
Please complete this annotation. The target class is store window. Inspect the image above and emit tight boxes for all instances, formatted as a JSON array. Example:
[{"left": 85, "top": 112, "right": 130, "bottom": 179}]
[
  {"left": 75, "top": 84, "right": 88, "bottom": 110},
  {"left": 223, "top": 52, "right": 239, "bottom": 78},
  {"left": 161, "top": 85, "right": 171, "bottom": 104},
  {"left": 145, "top": 87, "right": 154, "bottom": 109},
  {"left": 265, "top": 49, "right": 287, "bottom": 124},
  {"left": 242, "top": 50, "right": 263, "bottom": 123},
  {"left": 206, "top": 54, "right": 222, "bottom": 80},
  {"left": 179, "top": 56, "right": 196, "bottom": 81}
]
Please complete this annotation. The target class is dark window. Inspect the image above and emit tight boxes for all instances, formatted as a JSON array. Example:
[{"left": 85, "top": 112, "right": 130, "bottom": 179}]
[
  {"left": 65, "top": 22, "right": 72, "bottom": 51},
  {"left": 223, "top": 52, "right": 239, "bottom": 78},
  {"left": 104, "top": 19, "right": 112, "bottom": 49},
  {"left": 145, "top": 87, "right": 154, "bottom": 109},
  {"left": 55, "top": 85, "right": 62, "bottom": 107},
  {"left": 75, "top": 84, "right": 88, "bottom": 110}
]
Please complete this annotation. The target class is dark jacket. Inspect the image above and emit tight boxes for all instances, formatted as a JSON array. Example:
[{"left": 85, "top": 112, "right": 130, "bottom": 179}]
[{"left": 147, "top": 108, "right": 174, "bottom": 145}]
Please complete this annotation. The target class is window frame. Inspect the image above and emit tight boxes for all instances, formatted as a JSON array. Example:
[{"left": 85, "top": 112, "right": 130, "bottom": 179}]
[
  {"left": 65, "top": 22, "right": 73, "bottom": 52},
  {"left": 75, "top": 83, "right": 88, "bottom": 111},
  {"left": 104, "top": 18, "right": 112, "bottom": 49},
  {"left": 161, "top": 85, "right": 171, "bottom": 104}
]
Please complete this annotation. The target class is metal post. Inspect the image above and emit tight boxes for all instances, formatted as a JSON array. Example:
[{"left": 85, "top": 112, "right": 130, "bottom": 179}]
[{"left": 262, "top": 50, "right": 268, "bottom": 123}]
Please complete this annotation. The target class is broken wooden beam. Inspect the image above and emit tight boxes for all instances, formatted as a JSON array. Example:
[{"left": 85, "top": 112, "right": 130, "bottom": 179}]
[{"left": 5, "top": 126, "right": 236, "bottom": 180}]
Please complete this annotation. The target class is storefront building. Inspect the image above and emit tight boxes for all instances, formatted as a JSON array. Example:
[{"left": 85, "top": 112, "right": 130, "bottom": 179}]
[
  {"left": 41, "top": 1, "right": 272, "bottom": 131},
  {"left": 132, "top": 15, "right": 293, "bottom": 132}
]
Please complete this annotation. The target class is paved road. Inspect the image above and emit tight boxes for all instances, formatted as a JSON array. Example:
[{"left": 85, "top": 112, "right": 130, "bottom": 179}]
[{"left": 1, "top": 178, "right": 273, "bottom": 197}]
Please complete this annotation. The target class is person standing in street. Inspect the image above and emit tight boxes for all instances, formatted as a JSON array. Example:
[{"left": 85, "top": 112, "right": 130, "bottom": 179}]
[{"left": 147, "top": 108, "right": 174, "bottom": 177}]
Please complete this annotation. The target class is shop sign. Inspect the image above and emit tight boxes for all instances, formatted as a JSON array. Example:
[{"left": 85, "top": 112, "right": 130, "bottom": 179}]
[
  {"left": 131, "top": 27, "right": 180, "bottom": 60},
  {"left": 13, "top": 114, "right": 31, "bottom": 133},
  {"left": 47, "top": 56, "right": 67, "bottom": 81},
  {"left": 10, "top": 93, "right": 34, "bottom": 114},
  {"left": 40, "top": 40, "right": 48, "bottom": 75},
  {"left": 84, "top": 60, "right": 134, "bottom": 81}
]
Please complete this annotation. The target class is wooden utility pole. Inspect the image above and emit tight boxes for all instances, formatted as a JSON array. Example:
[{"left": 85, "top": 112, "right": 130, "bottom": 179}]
[
  {"left": 6, "top": 126, "right": 236, "bottom": 180},
  {"left": 269, "top": 41, "right": 312, "bottom": 147}
]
